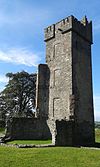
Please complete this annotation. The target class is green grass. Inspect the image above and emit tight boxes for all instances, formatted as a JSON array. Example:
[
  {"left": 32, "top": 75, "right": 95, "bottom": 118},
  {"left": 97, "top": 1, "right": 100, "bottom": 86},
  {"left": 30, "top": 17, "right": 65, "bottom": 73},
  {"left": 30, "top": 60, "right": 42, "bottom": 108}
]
[
  {"left": 0, "top": 146, "right": 100, "bottom": 167},
  {"left": 95, "top": 128, "right": 100, "bottom": 143},
  {"left": 8, "top": 139, "right": 52, "bottom": 145}
]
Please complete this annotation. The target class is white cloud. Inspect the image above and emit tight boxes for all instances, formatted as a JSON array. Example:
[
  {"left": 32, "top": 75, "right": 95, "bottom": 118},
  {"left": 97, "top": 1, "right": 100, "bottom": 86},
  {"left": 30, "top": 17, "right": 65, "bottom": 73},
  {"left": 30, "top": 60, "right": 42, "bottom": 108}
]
[
  {"left": 0, "top": 75, "right": 8, "bottom": 83},
  {"left": 0, "top": 77, "right": 8, "bottom": 92},
  {"left": 0, "top": 48, "right": 41, "bottom": 67},
  {"left": 94, "top": 96, "right": 100, "bottom": 121}
]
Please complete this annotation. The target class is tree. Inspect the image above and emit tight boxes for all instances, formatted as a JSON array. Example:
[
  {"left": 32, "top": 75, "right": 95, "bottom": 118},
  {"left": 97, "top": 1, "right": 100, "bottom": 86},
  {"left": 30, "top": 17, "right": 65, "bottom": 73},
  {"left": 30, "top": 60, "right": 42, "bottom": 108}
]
[
  {"left": 0, "top": 71, "right": 37, "bottom": 119},
  {"left": 0, "top": 94, "right": 7, "bottom": 121}
]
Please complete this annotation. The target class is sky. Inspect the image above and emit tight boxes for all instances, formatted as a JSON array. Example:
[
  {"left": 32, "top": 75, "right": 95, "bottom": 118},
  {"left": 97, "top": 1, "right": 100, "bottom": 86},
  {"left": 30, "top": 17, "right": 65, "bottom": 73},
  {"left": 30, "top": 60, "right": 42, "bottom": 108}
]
[{"left": 0, "top": 0, "right": 100, "bottom": 121}]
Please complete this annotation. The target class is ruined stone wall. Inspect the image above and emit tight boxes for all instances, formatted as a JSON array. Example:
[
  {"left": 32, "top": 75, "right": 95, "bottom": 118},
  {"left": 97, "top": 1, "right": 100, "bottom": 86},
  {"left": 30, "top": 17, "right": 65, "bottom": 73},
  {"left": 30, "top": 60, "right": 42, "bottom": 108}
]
[
  {"left": 55, "top": 120, "right": 74, "bottom": 146},
  {"left": 5, "top": 117, "right": 51, "bottom": 140},
  {"left": 36, "top": 64, "right": 50, "bottom": 118}
]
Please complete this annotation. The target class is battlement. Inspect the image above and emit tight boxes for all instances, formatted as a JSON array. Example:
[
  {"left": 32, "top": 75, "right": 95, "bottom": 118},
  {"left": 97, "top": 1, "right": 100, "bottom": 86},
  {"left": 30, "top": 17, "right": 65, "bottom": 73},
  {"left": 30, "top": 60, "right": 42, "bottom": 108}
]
[
  {"left": 44, "top": 24, "right": 55, "bottom": 42},
  {"left": 44, "top": 15, "right": 93, "bottom": 44},
  {"left": 72, "top": 16, "right": 93, "bottom": 44},
  {"left": 44, "top": 16, "right": 72, "bottom": 42}
]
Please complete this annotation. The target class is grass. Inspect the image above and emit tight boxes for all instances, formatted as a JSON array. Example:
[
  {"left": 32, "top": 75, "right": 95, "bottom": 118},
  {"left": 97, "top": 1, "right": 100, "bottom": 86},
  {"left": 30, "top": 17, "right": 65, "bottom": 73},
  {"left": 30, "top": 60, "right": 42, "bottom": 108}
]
[
  {"left": 0, "top": 146, "right": 100, "bottom": 167},
  {"left": 95, "top": 128, "right": 100, "bottom": 143},
  {"left": 0, "top": 128, "right": 100, "bottom": 167},
  {"left": 8, "top": 139, "right": 52, "bottom": 145}
]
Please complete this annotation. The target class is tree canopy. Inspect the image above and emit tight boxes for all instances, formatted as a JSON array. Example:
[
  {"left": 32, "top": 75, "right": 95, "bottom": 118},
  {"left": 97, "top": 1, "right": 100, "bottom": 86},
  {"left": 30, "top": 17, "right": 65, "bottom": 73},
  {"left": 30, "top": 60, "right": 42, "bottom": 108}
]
[{"left": 0, "top": 71, "right": 37, "bottom": 119}]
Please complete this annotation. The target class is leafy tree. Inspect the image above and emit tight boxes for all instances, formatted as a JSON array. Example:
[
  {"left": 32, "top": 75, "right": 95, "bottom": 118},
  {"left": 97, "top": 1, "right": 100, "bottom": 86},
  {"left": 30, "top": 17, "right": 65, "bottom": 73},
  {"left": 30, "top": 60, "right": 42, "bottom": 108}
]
[
  {"left": 0, "top": 71, "right": 36, "bottom": 119},
  {"left": 0, "top": 94, "right": 7, "bottom": 121}
]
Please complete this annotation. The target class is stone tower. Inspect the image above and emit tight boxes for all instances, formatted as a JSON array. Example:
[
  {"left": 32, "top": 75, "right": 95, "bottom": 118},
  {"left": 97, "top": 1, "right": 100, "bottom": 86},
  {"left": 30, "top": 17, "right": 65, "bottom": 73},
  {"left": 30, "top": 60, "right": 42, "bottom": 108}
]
[{"left": 36, "top": 15, "right": 95, "bottom": 146}]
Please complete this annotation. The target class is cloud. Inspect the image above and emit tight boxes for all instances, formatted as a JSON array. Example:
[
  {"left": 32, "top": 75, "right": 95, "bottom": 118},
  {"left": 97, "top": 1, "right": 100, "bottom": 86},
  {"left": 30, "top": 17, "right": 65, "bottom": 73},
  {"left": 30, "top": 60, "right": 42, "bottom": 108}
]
[
  {"left": 0, "top": 78, "right": 8, "bottom": 92},
  {"left": 0, "top": 75, "right": 8, "bottom": 83},
  {"left": 0, "top": 48, "right": 41, "bottom": 67},
  {"left": 94, "top": 96, "right": 100, "bottom": 121}
]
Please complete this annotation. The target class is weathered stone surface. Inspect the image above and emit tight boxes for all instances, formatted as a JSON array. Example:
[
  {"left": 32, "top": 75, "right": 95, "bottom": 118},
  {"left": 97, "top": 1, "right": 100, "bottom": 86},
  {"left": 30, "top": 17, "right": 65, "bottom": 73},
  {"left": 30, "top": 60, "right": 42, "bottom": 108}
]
[
  {"left": 5, "top": 117, "right": 51, "bottom": 140},
  {"left": 36, "top": 64, "right": 50, "bottom": 118},
  {"left": 55, "top": 120, "right": 74, "bottom": 146}
]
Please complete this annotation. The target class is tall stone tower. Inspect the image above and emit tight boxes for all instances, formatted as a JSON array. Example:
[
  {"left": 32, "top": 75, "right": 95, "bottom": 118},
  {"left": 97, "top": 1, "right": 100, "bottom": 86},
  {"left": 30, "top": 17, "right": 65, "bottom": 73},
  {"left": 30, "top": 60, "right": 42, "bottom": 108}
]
[{"left": 36, "top": 15, "right": 95, "bottom": 146}]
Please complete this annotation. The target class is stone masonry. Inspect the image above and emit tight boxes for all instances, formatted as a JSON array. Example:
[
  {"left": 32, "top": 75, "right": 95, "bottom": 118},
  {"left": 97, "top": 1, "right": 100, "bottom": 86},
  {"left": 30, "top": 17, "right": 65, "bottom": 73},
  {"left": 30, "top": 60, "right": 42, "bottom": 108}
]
[
  {"left": 36, "top": 15, "right": 95, "bottom": 146},
  {"left": 4, "top": 117, "right": 51, "bottom": 141}
]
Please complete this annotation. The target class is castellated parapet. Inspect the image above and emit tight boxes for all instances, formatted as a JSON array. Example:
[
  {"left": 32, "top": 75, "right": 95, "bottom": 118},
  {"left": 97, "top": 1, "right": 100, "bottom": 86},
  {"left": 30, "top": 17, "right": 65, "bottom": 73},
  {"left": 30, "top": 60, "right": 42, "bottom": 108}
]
[
  {"left": 44, "top": 15, "right": 92, "bottom": 44},
  {"left": 36, "top": 15, "right": 95, "bottom": 146}
]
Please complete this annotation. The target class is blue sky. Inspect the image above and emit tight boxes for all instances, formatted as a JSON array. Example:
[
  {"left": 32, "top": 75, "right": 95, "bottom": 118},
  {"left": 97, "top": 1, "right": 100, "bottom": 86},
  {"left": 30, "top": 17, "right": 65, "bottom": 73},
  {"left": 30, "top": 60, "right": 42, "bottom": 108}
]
[{"left": 0, "top": 0, "right": 100, "bottom": 121}]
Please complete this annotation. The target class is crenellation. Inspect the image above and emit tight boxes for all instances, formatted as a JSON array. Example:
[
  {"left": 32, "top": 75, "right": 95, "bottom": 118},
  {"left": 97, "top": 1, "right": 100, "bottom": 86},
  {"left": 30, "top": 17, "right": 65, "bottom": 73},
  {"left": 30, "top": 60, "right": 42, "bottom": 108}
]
[
  {"left": 44, "top": 15, "right": 92, "bottom": 44},
  {"left": 81, "top": 16, "right": 88, "bottom": 26},
  {"left": 44, "top": 24, "right": 55, "bottom": 42},
  {"left": 62, "top": 19, "right": 65, "bottom": 24},
  {"left": 54, "top": 15, "right": 71, "bottom": 26},
  {"left": 72, "top": 16, "right": 93, "bottom": 43}
]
